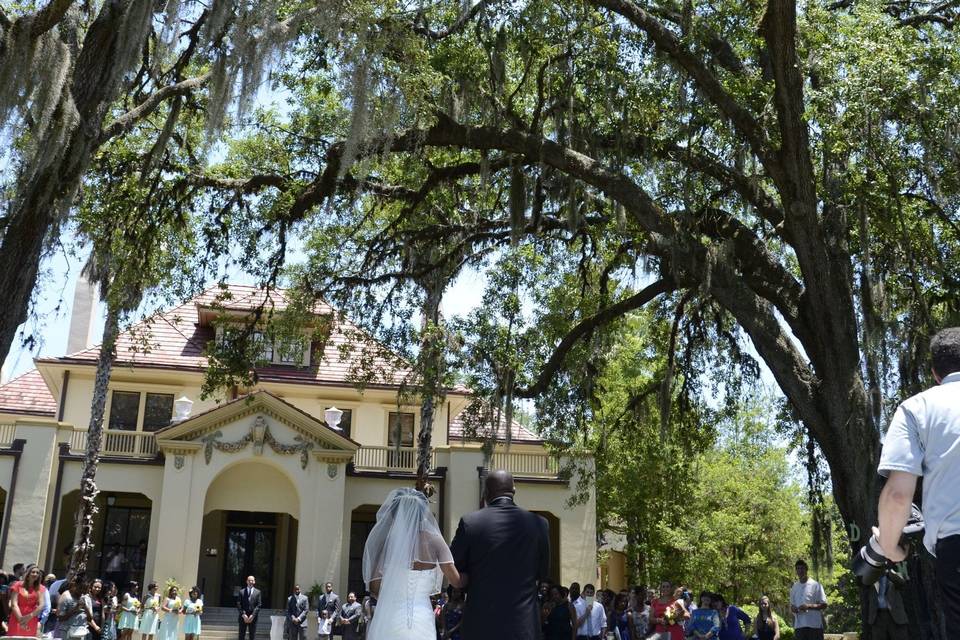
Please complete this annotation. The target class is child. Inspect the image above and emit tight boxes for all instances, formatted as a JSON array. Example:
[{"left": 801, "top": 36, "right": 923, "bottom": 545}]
[{"left": 318, "top": 610, "right": 332, "bottom": 640}]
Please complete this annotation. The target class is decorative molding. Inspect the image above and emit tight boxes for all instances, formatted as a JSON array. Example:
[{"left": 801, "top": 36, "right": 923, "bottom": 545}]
[
  {"left": 174, "top": 455, "right": 185, "bottom": 470},
  {"left": 199, "top": 416, "right": 316, "bottom": 469},
  {"left": 311, "top": 449, "right": 354, "bottom": 464},
  {"left": 326, "top": 463, "right": 338, "bottom": 479},
  {"left": 156, "top": 441, "right": 203, "bottom": 455}
]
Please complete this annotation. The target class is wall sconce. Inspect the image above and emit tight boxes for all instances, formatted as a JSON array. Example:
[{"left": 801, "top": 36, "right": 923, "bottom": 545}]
[{"left": 173, "top": 395, "right": 194, "bottom": 423}]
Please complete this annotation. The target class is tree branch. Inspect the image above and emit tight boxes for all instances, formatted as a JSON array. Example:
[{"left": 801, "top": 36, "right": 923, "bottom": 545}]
[
  {"left": 590, "top": 0, "right": 784, "bottom": 185},
  {"left": 30, "top": 0, "right": 73, "bottom": 38},
  {"left": 100, "top": 73, "right": 211, "bottom": 143},
  {"left": 413, "top": 0, "right": 494, "bottom": 40},
  {"left": 515, "top": 278, "right": 675, "bottom": 398}
]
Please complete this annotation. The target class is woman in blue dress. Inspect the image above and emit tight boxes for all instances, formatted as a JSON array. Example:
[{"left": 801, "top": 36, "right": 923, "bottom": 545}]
[
  {"left": 118, "top": 581, "right": 140, "bottom": 640},
  {"left": 439, "top": 587, "right": 464, "bottom": 640},
  {"left": 182, "top": 587, "right": 203, "bottom": 640},
  {"left": 100, "top": 582, "right": 118, "bottom": 640},
  {"left": 157, "top": 586, "right": 181, "bottom": 640},
  {"left": 138, "top": 583, "right": 160, "bottom": 640}
]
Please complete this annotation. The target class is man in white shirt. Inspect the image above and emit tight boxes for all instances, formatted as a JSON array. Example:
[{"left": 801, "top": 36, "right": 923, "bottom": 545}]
[
  {"left": 789, "top": 560, "right": 827, "bottom": 640},
  {"left": 573, "top": 583, "right": 607, "bottom": 640},
  {"left": 874, "top": 327, "right": 960, "bottom": 629}
]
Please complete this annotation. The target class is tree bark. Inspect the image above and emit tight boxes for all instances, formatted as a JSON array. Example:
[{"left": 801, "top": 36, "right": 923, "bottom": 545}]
[
  {"left": 68, "top": 300, "right": 120, "bottom": 579},
  {"left": 415, "top": 283, "right": 444, "bottom": 492}
]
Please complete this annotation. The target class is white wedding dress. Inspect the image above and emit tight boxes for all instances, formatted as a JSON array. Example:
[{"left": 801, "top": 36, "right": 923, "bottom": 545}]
[
  {"left": 363, "top": 488, "right": 452, "bottom": 640},
  {"left": 366, "top": 568, "right": 439, "bottom": 640}
]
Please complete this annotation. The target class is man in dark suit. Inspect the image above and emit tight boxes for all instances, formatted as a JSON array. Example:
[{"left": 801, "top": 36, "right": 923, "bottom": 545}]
[
  {"left": 237, "top": 575, "right": 262, "bottom": 640},
  {"left": 866, "top": 569, "right": 908, "bottom": 640},
  {"left": 450, "top": 469, "right": 550, "bottom": 640},
  {"left": 284, "top": 584, "right": 309, "bottom": 640}
]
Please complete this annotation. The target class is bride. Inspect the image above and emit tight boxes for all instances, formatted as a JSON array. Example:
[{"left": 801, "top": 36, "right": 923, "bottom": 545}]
[{"left": 363, "top": 487, "right": 462, "bottom": 640}]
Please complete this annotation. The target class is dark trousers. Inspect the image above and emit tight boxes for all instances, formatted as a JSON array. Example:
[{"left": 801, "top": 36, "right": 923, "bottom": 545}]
[
  {"left": 794, "top": 629, "right": 824, "bottom": 640},
  {"left": 238, "top": 615, "right": 258, "bottom": 640},
  {"left": 871, "top": 610, "right": 908, "bottom": 640},
  {"left": 937, "top": 535, "right": 960, "bottom": 631}
]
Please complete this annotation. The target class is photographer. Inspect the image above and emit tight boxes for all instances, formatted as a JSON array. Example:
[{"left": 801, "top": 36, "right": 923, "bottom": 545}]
[{"left": 874, "top": 327, "right": 960, "bottom": 627}]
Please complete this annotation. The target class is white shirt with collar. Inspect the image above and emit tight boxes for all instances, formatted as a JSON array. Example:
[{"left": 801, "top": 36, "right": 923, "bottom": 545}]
[
  {"left": 573, "top": 596, "right": 606, "bottom": 637},
  {"left": 879, "top": 371, "right": 960, "bottom": 555}
]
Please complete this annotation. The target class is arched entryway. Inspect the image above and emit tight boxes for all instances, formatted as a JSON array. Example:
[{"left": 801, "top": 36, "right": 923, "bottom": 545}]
[
  {"left": 198, "top": 460, "right": 300, "bottom": 608},
  {"left": 52, "top": 491, "right": 153, "bottom": 583},
  {"left": 347, "top": 505, "right": 379, "bottom": 598},
  {"left": 532, "top": 510, "right": 561, "bottom": 585}
]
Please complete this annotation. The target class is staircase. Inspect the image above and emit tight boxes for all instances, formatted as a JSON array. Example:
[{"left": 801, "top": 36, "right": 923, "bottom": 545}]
[{"left": 191, "top": 606, "right": 283, "bottom": 640}]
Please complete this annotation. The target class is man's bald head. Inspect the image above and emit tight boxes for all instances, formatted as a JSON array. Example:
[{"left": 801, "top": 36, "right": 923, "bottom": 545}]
[{"left": 484, "top": 469, "right": 516, "bottom": 501}]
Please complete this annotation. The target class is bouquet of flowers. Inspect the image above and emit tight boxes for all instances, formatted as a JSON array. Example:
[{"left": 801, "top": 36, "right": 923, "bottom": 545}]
[
  {"left": 130, "top": 599, "right": 141, "bottom": 610},
  {"left": 663, "top": 604, "right": 684, "bottom": 626},
  {"left": 173, "top": 598, "right": 183, "bottom": 612}
]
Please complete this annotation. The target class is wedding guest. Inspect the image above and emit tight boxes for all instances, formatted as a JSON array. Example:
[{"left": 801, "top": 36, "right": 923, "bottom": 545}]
[
  {"left": 752, "top": 597, "right": 780, "bottom": 640},
  {"left": 574, "top": 584, "right": 606, "bottom": 640},
  {"left": 627, "top": 590, "right": 651, "bottom": 640},
  {"left": 101, "top": 581, "right": 118, "bottom": 640},
  {"left": 440, "top": 586, "right": 464, "bottom": 640},
  {"left": 338, "top": 593, "right": 362, "bottom": 640},
  {"left": 138, "top": 583, "right": 160, "bottom": 640},
  {"left": 649, "top": 581, "right": 686, "bottom": 640},
  {"left": 542, "top": 584, "right": 575, "bottom": 640},
  {"left": 157, "top": 585, "right": 182, "bottom": 640},
  {"left": 284, "top": 585, "right": 308, "bottom": 640},
  {"left": 182, "top": 586, "right": 202, "bottom": 640},
  {"left": 317, "top": 611, "right": 332, "bottom": 640},
  {"left": 58, "top": 579, "right": 88, "bottom": 640},
  {"left": 569, "top": 583, "right": 581, "bottom": 604},
  {"left": 790, "top": 560, "right": 827, "bottom": 640},
  {"left": 118, "top": 581, "right": 139, "bottom": 640},
  {"left": 8, "top": 564, "right": 47, "bottom": 637},
  {"left": 688, "top": 592, "right": 720, "bottom": 640},
  {"left": 317, "top": 583, "right": 339, "bottom": 620},
  {"left": 85, "top": 579, "right": 104, "bottom": 640},
  {"left": 716, "top": 595, "right": 751, "bottom": 640},
  {"left": 609, "top": 593, "right": 631, "bottom": 640}
]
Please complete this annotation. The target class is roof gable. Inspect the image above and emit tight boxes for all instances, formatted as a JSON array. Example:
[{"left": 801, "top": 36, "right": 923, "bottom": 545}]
[{"left": 155, "top": 390, "right": 359, "bottom": 453}]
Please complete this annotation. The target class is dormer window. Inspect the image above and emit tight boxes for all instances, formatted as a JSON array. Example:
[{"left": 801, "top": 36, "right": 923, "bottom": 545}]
[{"left": 215, "top": 326, "right": 310, "bottom": 367}]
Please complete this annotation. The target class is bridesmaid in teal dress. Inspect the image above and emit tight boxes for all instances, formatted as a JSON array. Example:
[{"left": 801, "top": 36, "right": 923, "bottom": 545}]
[
  {"left": 138, "top": 582, "right": 161, "bottom": 640},
  {"left": 157, "top": 586, "right": 182, "bottom": 640},
  {"left": 182, "top": 587, "right": 203, "bottom": 640},
  {"left": 118, "top": 581, "right": 140, "bottom": 640}
]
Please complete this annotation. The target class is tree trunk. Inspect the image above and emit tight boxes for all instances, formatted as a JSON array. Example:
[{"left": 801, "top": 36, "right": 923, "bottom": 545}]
[
  {"left": 0, "top": 0, "right": 152, "bottom": 368},
  {"left": 68, "top": 301, "right": 119, "bottom": 579},
  {"left": 415, "top": 285, "right": 444, "bottom": 492}
]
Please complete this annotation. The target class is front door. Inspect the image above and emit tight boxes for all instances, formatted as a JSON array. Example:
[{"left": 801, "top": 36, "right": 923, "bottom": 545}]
[{"left": 221, "top": 513, "right": 276, "bottom": 608}]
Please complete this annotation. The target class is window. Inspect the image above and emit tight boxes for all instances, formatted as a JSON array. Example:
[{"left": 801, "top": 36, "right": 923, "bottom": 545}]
[
  {"left": 388, "top": 412, "right": 415, "bottom": 447},
  {"left": 109, "top": 391, "right": 141, "bottom": 431},
  {"left": 252, "top": 331, "right": 273, "bottom": 362},
  {"left": 108, "top": 390, "right": 175, "bottom": 431},
  {"left": 327, "top": 408, "right": 352, "bottom": 437},
  {"left": 275, "top": 337, "right": 304, "bottom": 365},
  {"left": 143, "top": 393, "right": 174, "bottom": 431}
]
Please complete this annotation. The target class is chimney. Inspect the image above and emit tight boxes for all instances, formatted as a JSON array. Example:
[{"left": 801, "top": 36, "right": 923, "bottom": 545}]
[{"left": 66, "top": 273, "right": 98, "bottom": 355}]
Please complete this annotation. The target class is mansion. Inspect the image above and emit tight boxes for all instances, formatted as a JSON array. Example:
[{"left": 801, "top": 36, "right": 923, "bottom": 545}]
[{"left": 0, "top": 284, "right": 597, "bottom": 607}]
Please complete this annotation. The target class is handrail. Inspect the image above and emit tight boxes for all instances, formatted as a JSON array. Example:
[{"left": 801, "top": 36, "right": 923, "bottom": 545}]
[
  {"left": 352, "top": 446, "right": 437, "bottom": 473},
  {"left": 68, "top": 429, "right": 159, "bottom": 458}
]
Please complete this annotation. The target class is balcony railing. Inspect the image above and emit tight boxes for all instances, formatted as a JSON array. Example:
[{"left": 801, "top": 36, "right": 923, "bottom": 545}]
[
  {"left": 0, "top": 423, "right": 16, "bottom": 447},
  {"left": 69, "top": 429, "right": 159, "bottom": 459},
  {"left": 352, "top": 446, "right": 437, "bottom": 473},
  {"left": 490, "top": 450, "right": 559, "bottom": 478}
]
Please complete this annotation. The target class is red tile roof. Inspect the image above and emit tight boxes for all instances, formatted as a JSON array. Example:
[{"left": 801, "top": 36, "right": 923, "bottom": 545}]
[
  {"left": 0, "top": 369, "right": 56, "bottom": 417},
  {"left": 37, "top": 284, "right": 419, "bottom": 390},
  {"left": 448, "top": 401, "right": 541, "bottom": 443}
]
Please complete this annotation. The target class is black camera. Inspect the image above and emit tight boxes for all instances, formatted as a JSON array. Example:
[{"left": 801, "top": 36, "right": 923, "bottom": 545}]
[{"left": 852, "top": 504, "right": 924, "bottom": 586}]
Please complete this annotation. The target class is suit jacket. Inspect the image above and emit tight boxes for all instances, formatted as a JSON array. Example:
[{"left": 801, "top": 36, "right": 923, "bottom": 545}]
[
  {"left": 237, "top": 587, "right": 262, "bottom": 621},
  {"left": 866, "top": 574, "right": 908, "bottom": 626},
  {"left": 450, "top": 496, "right": 550, "bottom": 640},
  {"left": 285, "top": 593, "right": 309, "bottom": 628},
  {"left": 318, "top": 592, "right": 340, "bottom": 617}
]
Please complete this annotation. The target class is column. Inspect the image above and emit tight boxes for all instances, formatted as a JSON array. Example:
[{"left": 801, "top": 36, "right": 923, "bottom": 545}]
[
  {"left": 151, "top": 446, "right": 205, "bottom": 586},
  {"left": 3, "top": 420, "right": 59, "bottom": 566},
  {"left": 295, "top": 453, "right": 347, "bottom": 590}
]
